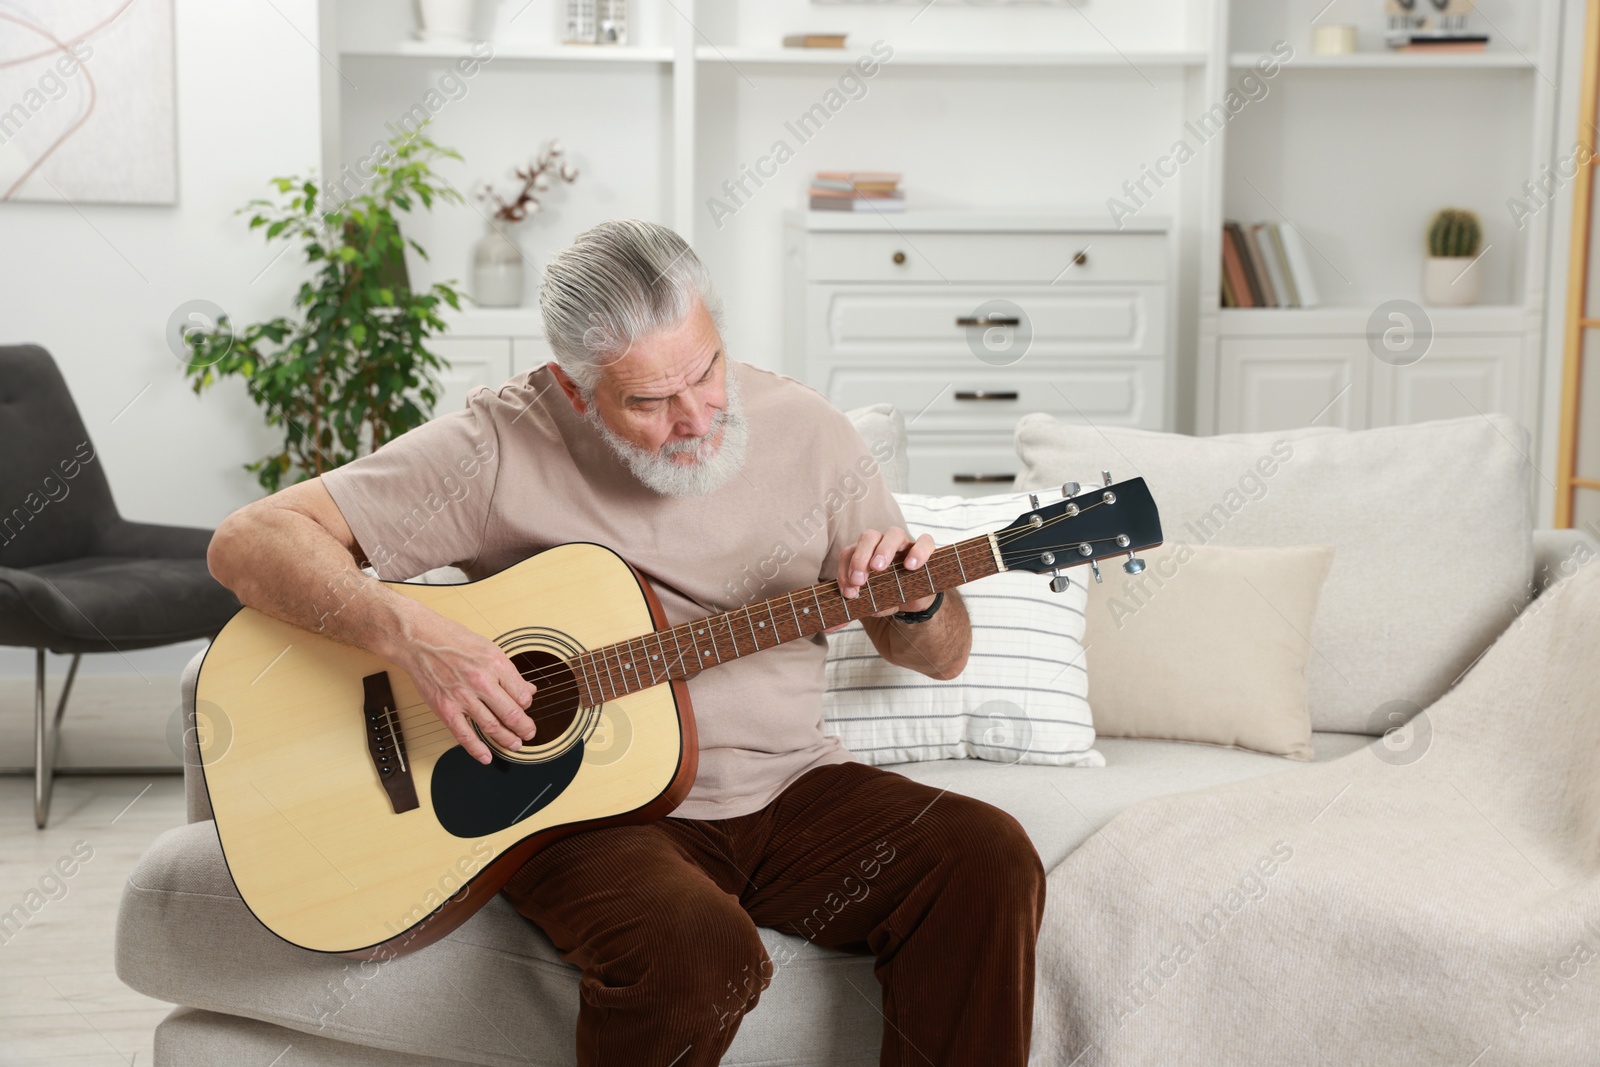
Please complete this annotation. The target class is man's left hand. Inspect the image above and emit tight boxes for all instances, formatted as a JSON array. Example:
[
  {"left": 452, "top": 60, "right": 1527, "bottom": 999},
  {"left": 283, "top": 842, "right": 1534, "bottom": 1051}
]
[{"left": 832, "top": 526, "right": 937, "bottom": 631}]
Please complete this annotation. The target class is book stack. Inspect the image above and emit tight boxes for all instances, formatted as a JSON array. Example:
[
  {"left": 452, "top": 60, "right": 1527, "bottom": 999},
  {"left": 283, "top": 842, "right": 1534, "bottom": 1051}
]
[
  {"left": 1385, "top": 30, "right": 1489, "bottom": 53},
  {"left": 809, "top": 172, "right": 905, "bottom": 212},
  {"left": 783, "top": 33, "right": 846, "bottom": 49},
  {"left": 1220, "top": 221, "right": 1321, "bottom": 309}
]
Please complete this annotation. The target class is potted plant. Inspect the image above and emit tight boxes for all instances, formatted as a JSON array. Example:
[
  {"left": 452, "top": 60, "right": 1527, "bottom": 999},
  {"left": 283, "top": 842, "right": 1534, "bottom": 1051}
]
[
  {"left": 471, "top": 140, "right": 580, "bottom": 308},
  {"left": 180, "top": 125, "right": 466, "bottom": 493},
  {"left": 1423, "top": 208, "right": 1483, "bottom": 307}
]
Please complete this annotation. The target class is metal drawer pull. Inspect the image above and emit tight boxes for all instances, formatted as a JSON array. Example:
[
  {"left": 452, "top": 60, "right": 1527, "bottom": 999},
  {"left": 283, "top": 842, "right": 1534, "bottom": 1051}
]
[
  {"left": 953, "top": 390, "right": 1019, "bottom": 402},
  {"left": 955, "top": 315, "right": 1021, "bottom": 327},
  {"left": 1073, "top": 250, "right": 1089, "bottom": 266},
  {"left": 952, "top": 473, "right": 1017, "bottom": 484},
  {"left": 892, "top": 251, "right": 906, "bottom": 264}
]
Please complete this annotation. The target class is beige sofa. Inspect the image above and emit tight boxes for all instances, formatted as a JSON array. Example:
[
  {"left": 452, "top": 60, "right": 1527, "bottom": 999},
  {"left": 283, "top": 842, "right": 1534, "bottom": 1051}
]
[{"left": 114, "top": 410, "right": 1596, "bottom": 1065}]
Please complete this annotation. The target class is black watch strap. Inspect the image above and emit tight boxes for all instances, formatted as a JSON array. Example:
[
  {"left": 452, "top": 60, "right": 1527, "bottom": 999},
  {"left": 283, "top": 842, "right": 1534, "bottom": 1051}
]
[{"left": 892, "top": 590, "right": 944, "bottom": 624}]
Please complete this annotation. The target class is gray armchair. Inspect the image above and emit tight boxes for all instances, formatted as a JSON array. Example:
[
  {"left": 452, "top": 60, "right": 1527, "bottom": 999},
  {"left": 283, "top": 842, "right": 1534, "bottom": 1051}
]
[{"left": 0, "top": 343, "right": 241, "bottom": 827}]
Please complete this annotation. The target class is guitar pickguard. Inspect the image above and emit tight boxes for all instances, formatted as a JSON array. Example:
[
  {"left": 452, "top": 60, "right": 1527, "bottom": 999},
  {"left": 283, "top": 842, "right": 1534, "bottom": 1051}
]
[{"left": 431, "top": 741, "right": 586, "bottom": 838}]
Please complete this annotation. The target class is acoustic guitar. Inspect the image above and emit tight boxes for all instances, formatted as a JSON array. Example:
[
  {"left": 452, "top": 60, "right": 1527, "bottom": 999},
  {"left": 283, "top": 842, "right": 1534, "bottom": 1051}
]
[{"left": 193, "top": 476, "right": 1161, "bottom": 959}]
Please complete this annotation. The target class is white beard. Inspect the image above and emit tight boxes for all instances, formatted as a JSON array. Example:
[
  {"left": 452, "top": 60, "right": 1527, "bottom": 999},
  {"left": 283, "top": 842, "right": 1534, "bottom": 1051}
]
[{"left": 582, "top": 367, "right": 749, "bottom": 498}]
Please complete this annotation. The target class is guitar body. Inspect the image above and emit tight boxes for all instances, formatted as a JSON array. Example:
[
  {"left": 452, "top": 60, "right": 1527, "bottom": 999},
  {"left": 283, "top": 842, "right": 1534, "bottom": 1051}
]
[{"left": 194, "top": 542, "right": 697, "bottom": 960}]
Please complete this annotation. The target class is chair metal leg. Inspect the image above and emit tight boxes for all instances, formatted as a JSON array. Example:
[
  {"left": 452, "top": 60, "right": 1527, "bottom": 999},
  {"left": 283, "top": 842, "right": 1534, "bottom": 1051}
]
[{"left": 34, "top": 649, "right": 81, "bottom": 829}]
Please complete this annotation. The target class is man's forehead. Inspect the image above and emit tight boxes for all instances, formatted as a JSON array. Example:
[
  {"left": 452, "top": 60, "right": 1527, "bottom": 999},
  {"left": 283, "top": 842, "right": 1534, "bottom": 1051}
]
[{"left": 600, "top": 340, "right": 718, "bottom": 395}]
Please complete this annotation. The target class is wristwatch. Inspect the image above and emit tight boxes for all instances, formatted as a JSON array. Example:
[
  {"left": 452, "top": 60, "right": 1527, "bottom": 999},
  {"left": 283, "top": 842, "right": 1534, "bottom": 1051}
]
[{"left": 892, "top": 591, "right": 944, "bottom": 625}]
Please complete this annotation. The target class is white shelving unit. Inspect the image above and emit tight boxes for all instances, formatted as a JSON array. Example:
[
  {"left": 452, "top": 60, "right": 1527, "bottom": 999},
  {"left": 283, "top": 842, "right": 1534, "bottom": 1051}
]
[{"left": 318, "top": 0, "right": 1565, "bottom": 445}]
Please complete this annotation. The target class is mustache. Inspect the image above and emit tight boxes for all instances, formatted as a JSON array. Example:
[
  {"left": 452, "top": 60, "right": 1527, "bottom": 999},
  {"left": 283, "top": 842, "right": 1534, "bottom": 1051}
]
[{"left": 659, "top": 405, "right": 733, "bottom": 457}]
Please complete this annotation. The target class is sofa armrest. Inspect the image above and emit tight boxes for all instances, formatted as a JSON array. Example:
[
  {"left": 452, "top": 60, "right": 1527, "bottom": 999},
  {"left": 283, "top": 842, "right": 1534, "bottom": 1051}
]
[{"left": 1531, "top": 528, "right": 1599, "bottom": 597}]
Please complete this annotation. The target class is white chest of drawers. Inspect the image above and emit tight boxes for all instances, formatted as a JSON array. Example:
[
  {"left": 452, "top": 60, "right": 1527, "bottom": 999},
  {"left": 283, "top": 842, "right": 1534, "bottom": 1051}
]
[{"left": 784, "top": 210, "right": 1175, "bottom": 497}]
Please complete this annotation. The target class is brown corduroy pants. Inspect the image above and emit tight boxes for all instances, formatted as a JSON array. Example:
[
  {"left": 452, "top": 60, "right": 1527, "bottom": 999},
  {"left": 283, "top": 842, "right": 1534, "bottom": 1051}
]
[{"left": 500, "top": 759, "right": 1046, "bottom": 1067}]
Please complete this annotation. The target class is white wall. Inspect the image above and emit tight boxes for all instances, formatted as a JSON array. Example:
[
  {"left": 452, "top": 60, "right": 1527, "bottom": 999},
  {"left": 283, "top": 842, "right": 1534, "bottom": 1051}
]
[{"left": 0, "top": 0, "right": 325, "bottom": 676}]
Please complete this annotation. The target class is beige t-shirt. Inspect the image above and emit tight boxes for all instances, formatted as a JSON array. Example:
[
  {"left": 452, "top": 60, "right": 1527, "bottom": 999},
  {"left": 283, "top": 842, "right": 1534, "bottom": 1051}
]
[{"left": 320, "top": 359, "right": 906, "bottom": 820}]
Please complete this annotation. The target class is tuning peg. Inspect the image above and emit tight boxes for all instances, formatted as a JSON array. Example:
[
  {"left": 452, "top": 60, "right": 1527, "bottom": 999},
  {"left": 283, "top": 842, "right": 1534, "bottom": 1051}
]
[
  {"left": 1102, "top": 470, "right": 1113, "bottom": 487},
  {"left": 1089, "top": 559, "right": 1103, "bottom": 584},
  {"left": 1123, "top": 553, "right": 1145, "bottom": 575},
  {"left": 1061, "top": 481, "right": 1081, "bottom": 499},
  {"left": 1028, "top": 493, "right": 1040, "bottom": 510},
  {"left": 1049, "top": 570, "right": 1070, "bottom": 593}
]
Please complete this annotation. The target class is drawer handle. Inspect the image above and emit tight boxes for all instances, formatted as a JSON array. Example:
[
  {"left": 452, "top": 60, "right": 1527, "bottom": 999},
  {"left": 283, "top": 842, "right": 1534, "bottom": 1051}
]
[
  {"left": 1073, "top": 250, "right": 1089, "bottom": 266},
  {"left": 955, "top": 315, "right": 1022, "bottom": 328},
  {"left": 892, "top": 251, "right": 906, "bottom": 265},
  {"left": 953, "top": 390, "right": 1020, "bottom": 402},
  {"left": 952, "top": 473, "right": 1017, "bottom": 484}
]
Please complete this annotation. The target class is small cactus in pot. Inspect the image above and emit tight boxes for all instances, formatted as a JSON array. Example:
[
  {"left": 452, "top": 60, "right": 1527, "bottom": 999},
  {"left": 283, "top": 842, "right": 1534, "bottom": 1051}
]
[{"left": 1423, "top": 207, "right": 1483, "bottom": 307}]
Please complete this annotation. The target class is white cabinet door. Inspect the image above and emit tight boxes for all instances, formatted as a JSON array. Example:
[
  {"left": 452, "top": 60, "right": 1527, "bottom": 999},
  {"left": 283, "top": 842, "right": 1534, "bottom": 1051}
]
[
  {"left": 906, "top": 438, "right": 1021, "bottom": 497},
  {"left": 826, "top": 360, "right": 1166, "bottom": 435},
  {"left": 429, "top": 338, "right": 513, "bottom": 416},
  {"left": 807, "top": 284, "right": 1166, "bottom": 361},
  {"left": 513, "top": 335, "right": 554, "bottom": 376},
  {"left": 1217, "top": 338, "right": 1368, "bottom": 433},
  {"left": 1368, "top": 335, "right": 1523, "bottom": 428}
]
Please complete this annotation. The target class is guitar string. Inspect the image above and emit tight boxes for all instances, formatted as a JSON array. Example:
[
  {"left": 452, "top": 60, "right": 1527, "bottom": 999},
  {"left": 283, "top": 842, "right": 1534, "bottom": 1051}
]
[
  {"left": 388, "top": 508, "right": 1132, "bottom": 752},
  {"left": 385, "top": 506, "right": 1138, "bottom": 751},
  {"left": 385, "top": 503, "right": 1130, "bottom": 749},
  {"left": 388, "top": 507, "right": 1119, "bottom": 741}
]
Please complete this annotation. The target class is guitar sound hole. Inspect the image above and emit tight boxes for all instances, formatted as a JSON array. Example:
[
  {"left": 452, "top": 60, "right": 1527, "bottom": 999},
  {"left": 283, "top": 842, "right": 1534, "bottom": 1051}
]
[{"left": 511, "top": 650, "right": 580, "bottom": 743}]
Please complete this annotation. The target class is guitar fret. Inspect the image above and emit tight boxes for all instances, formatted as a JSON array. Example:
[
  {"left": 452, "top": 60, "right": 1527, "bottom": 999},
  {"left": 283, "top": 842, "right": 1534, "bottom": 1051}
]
[
  {"left": 954, "top": 543, "right": 968, "bottom": 583},
  {"left": 668, "top": 624, "right": 690, "bottom": 678},
  {"left": 787, "top": 592, "right": 803, "bottom": 638},
  {"left": 890, "top": 566, "right": 905, "bottom": 604},
  {"left": 743, "top": 605, "right": 760, "bottom": 652},
  {"left": 701, "top": 621, "right": 721, "bottom": 665},
  {"left": 765, "top": 599, "right": 779, "bottom": 643},
  {"left": 599, "top": 646, "right": 620, "bottom": 701},
  {"left": 811, "top": 586, "right": 826, "bottom": 629}
]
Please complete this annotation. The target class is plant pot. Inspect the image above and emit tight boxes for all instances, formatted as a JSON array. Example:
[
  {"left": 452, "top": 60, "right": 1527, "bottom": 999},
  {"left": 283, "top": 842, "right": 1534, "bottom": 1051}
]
[
  {"left": 473, "top": 220, "right": 524, "bottom": 307},
  {"left": 415, "top": 0, "right": 477, "bottom": 42},
  {"left": 1423, "top": 255, "right": 1482, "bottom": 307}
]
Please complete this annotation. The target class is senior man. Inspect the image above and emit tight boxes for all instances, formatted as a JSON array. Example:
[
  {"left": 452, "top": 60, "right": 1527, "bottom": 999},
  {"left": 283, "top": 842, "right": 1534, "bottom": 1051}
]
[{"left": 206, "top": 218, "right": 1046, "bottom": 1066}]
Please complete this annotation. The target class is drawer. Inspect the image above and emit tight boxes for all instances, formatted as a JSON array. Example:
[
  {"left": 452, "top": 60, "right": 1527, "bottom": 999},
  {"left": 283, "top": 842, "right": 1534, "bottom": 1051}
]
[
  {"left": 805, "top": 230, "right": 1166, "bottom": 284},
  {"left": 808, "top": 285, "right": 1165, "bottom": 360},
  {"left": 906, "top": 440, "right": 1022, "bottom": 498},
  {"left": 828, "top": 362, "right": 1165, "bottom": 433}
]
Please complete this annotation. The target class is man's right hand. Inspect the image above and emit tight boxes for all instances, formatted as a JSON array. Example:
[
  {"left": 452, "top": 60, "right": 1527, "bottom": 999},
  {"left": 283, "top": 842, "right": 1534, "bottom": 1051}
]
[{"left": 385, "top": 601, "right": 537, "bottom": 766}]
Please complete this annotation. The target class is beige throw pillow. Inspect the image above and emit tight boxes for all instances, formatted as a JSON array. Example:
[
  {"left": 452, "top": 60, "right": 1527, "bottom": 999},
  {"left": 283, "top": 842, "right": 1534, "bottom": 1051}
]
[{"left": 1084, "top": 543, "right": 1335, "bottom": 760}]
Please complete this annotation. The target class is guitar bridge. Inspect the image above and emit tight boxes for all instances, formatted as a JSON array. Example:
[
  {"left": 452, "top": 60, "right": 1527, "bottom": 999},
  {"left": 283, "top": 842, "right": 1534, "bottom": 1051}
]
[{"left": 363, "top": 671, "right": 418, "bottom": 814}]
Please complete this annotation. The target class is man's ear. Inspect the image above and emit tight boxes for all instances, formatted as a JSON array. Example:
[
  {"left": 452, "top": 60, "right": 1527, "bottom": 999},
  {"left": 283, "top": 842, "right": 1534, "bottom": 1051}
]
[{"left": 547, "top": 361, "right": 590, "bottom": 415}]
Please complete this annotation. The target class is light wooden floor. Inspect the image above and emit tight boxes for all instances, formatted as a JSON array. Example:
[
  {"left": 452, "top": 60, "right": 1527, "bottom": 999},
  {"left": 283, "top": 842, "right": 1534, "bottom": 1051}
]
[{"left": 0, "top": 772, "right": 187, "bottom": 1066}]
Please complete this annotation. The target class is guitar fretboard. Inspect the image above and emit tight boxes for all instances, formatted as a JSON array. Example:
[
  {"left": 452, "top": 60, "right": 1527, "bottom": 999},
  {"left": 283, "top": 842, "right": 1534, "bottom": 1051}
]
[{"left": 569, "top": 534, "right": 1002, "bottom": 705}]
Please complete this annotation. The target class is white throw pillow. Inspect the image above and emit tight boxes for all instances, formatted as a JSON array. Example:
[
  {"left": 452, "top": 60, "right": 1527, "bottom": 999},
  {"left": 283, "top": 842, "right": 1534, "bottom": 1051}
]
[
  {"left": 822, "top": 491, "right": 1104, "bottom": 767},
  {"left": 1013, "top": 414, "right": 1535, "bottom": 734}
]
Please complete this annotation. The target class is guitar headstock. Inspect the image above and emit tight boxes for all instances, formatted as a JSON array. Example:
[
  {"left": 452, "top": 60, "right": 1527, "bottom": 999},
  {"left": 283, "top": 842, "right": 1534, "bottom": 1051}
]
[{"left": 993, "top": 473, "right": 1163, "bottom": 590}]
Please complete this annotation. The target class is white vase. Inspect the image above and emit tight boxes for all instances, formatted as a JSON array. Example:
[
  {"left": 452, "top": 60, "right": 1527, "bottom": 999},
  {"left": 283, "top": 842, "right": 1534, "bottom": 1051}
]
[
  {"left": 473, "top": 221, "right": 525, "bottom": 307},
  {"left": 416, "top": 0, "right": 477, "bottom": 41},
  {"left": 1423, "top": 255, "right": 1482, "bottom": 306}
]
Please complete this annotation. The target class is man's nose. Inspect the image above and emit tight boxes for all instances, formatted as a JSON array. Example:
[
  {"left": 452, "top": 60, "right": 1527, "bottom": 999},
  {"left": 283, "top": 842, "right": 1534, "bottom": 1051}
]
[{"left": 670, "top": 393, "right": 714, "bottom": 439}]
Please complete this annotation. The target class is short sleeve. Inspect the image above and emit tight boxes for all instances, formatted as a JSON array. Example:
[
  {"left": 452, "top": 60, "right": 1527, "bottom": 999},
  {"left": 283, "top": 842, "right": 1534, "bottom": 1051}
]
[
  {"left": 319, "top": 398, "right": 501, "bottom": 581},
  {"left": 818, "top": 416, "right": 910, "bottom": 584}
]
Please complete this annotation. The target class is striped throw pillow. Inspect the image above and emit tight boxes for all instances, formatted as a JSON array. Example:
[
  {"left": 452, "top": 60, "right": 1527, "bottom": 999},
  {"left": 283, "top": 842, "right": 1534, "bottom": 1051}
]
[{"left": 822, "top": 491, "right": 1103, "bottom": 767}]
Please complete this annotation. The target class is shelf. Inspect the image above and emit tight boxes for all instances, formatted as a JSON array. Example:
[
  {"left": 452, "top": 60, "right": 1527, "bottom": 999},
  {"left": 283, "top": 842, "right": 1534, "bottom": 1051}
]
[
  {"left": 439, "top": 306, "right": 546, "bottom": 338},
  {"left": 1216, "top": 305, "right": 1529, "bottom": 336},
  {"left": 788, "top": 208, "right": 1171, "bottom": 233},
  {"left": 1230, "top": 51, "right": 1535, "bottom": 70},
  {"left": 344, "top": 41, "right": 674, "bottom": 63},
  {"left": 698, "top": 46, "right": 1207, "bottom": 68}
]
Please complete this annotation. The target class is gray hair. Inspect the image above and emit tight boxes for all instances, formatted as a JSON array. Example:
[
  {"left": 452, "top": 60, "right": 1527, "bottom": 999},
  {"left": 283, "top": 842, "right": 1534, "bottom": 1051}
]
[{"left": 538, "top": 218, "right": 725, "bottom": 397}]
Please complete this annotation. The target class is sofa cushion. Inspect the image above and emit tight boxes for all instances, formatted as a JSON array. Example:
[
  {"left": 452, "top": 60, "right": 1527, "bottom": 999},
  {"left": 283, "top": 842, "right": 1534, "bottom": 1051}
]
[
  {"left": 120, "top": 735, "right": 1369, "bottom": 1067},
  {"left": 823, "top": 491, "right": 1101, "bottom": 767},
  {"left": 1082, "top": 543, "right": 1334, "bottom": 760},
  {"left": 1013, "top": 414, "right": 1535, "bottom": 734}
]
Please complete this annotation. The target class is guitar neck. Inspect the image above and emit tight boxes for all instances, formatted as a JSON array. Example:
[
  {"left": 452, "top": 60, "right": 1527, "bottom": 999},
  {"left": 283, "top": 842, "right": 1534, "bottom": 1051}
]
[{"left": 569, "top": 533, "right": 1004, "bottom": 705}]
